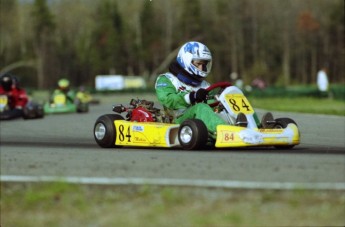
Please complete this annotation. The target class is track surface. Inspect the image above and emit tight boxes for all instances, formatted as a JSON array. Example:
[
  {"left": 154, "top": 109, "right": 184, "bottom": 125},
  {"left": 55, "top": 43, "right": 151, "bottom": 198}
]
[{"left": 1, "top": 97, "right": 345, "bottom": 188}]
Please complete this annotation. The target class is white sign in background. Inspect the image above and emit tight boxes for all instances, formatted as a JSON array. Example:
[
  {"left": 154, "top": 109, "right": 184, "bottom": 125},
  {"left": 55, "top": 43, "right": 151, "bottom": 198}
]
[
  {"left": 95, "top": 75, "right": 146, "bottom": 91},
  {"left": 95, "top": 75, "right": 125, "bottom": 90}
]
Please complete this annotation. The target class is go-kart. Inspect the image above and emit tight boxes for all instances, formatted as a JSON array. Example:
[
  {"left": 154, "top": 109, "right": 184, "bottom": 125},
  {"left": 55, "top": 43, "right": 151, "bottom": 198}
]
[
  {"left": 0, "top": 95, "right": 44, "bottom": 120},
  {"left": 93, "top": 82, "right": 300, "bottom": 150},
  {"left": 76, "top": 90, "right": 100, "bottom": 105},
  {"left": 44, "top": 93, "right": 89, "bottom": 114}
]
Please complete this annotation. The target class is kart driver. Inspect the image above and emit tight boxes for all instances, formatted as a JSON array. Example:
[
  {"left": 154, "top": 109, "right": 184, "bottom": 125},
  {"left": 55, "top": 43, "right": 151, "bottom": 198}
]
[
  {"left": 0, "top": 73, "right": 29, "bottom": 118},
  {"left": 155, "top": 41, "right": 244, "bottom": 134},
  {"left": 51, "top": 78, "right": 76, "bottom": 103}
]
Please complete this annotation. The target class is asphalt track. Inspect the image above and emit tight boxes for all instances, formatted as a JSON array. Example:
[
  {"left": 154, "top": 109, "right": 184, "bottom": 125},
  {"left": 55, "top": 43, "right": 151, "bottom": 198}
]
[{"left": 1, "top": 96, "right": 345, "bottom": 190}]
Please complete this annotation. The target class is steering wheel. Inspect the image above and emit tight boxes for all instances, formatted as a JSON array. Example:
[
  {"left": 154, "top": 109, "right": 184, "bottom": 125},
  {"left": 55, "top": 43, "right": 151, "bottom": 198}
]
[{"left": 206, "top": 81, "right": 232, "bottom": 107}]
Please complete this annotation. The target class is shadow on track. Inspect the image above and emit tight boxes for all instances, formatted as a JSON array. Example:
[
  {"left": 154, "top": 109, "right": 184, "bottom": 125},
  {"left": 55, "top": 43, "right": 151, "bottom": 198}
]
[
  {"left": 210, "top": 146, "right": 345, "bottom": 155},
  {"left": 0, "top": 140, "right": 98, "bottom": 149},
  {"left": 89, "top": 145, "right": 345, "bottom": 155},
  {"left": 1, "top": 140, "right": 344, "bottom": 154}
]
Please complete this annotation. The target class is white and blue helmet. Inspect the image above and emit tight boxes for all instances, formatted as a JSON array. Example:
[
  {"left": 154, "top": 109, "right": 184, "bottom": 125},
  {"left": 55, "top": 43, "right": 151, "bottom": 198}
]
[{"left": 176, "top": 41, "right": 212, "bottom": 79}]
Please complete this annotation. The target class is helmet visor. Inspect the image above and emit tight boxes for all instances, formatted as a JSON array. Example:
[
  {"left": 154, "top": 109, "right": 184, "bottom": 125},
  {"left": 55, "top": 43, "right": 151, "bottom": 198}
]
[{"left": 192, "top": 59, "right": 212, "bottom": 74}]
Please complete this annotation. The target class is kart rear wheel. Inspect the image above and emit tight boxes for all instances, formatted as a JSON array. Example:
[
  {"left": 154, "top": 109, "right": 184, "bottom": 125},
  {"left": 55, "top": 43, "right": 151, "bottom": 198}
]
[
  {"left": 94, "top": 114, "right": 124, "bottom": 148},
  {"left": 273, "top": 118, "right": 297, "bottom": 149},
  {"left": 22, "top": 107, "right": 34, "bottom": 119},
  {"left": 178, "top": 119, "right": 208, "bottom": 150},
  {"left": 23, "top": 103, "right": 44, "bottom": 119},
  {"left": 77, "top": 102, "right": 89, "bottom": 113}
]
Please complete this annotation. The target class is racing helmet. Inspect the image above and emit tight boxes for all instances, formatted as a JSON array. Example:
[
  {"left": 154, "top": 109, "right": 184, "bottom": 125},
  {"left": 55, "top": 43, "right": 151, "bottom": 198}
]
[
  {"left": 176, "top": 41, "right": 212, "bottom": 80},
  {"left": 0, "top": 73, "right": 13, "bottom": 91},
  {"left": 58, "top": 78, "right": 70, "bottom": 90}
]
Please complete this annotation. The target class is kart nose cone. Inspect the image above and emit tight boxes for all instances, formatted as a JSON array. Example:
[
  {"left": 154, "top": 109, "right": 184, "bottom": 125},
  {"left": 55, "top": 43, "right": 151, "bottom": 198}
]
[
  {"left": 95, "top": 123, "right": 106, "bottom": 140},
  {"left": 180, "top": 126, "right": 193, "bottom": 143}
]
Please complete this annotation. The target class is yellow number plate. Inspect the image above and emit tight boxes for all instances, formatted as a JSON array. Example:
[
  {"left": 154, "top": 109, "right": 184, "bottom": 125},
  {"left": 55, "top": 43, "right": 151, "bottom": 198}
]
[
  {"left": 54, "top": 94, "right": 66, "bottom": 105},
  {"left": 224, "top": 94, "right": 254, "bottom": 114},
  {"left": 0, "top": 95, "right": 8, "bottom": 109}
]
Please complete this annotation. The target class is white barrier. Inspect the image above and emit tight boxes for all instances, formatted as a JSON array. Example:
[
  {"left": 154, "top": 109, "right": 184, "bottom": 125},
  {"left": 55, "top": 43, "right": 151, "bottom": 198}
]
[
  {"left": 95, "top": 75, "right": 124, "bottom": 90},
  {"left": 95, "top": 75, "right": 146, "bottom": 91}
]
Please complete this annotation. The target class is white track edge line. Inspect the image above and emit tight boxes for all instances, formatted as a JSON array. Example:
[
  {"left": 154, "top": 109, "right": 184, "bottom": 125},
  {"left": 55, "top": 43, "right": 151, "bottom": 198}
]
[{"left": 1, "top": 175, "right": 345, "bottom": 190}]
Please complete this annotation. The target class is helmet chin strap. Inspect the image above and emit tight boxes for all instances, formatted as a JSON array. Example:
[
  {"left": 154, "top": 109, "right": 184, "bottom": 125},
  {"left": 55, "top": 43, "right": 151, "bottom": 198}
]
[{"left": 169, "top": 60, "right": 203, "bottom": 87}]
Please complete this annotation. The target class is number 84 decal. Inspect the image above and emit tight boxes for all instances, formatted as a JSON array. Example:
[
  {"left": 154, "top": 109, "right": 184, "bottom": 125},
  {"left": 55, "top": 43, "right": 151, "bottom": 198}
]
[{"left": 225, "top": 94, "right": 254, "bottom": 114}]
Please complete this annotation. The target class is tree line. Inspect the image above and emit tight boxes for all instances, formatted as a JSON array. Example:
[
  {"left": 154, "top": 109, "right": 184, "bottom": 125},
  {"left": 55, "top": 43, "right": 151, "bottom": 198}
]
[{"left": 0, "top": 0, "right": 344, "bottom": 89}]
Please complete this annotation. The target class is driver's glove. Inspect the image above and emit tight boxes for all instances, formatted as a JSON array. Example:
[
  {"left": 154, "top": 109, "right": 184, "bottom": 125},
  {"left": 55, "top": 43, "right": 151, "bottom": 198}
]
[{"left": 189, "top": 88, "right": 208, "bottom": 104}]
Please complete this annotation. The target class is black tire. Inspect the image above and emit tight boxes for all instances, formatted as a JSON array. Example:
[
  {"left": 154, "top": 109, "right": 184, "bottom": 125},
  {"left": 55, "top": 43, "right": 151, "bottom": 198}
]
[
  {"left": 22, "top": 106, "right": 35, "bottom": 119},
  {"left": 273, "top": 118, "right": 298, "bottom": 149},
  {"left": 178, "top": 119, "right": 209, "bottom": 150},
  {"left": 22, "top": 107, "right": 31, "bottom": 119},
  {"left": 23, "top": 103, "right": 44, "bottom": 119},
  {"left": 94, "top": 114, "right": 124, "bottom": 148},
  {"left": 35, "top": 105, "right": 44, "bottom": 118},
  {"left": 77, "top": 102, "right": 89, "bottom": 113}
]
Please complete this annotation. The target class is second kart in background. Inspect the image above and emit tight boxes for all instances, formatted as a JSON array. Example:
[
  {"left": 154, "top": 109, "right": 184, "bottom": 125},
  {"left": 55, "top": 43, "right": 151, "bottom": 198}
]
[{"left": 44, "top": 78, "right": 89, "bottom": 114}]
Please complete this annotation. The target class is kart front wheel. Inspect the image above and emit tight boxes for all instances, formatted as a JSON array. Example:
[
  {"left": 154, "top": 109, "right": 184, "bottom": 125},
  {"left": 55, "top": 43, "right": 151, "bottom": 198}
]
[
  {"left": 35, "top": 104, "right": 44, "bottom": 118},
  {"left": 94, "top": 114, "right": 124, "bottom": 148},
  {"left": 178, "top": 119, "right": 208, "bottom": 150},
  {"left": 273, "top": 118, "right": 298, "bottom": 149}
]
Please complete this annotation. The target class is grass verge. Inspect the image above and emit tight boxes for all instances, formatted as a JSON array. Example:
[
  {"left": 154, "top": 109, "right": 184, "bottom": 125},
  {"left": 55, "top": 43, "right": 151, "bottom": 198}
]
[
  {"left": 1, "top": 182, "right": 345, "bottom": 226},
  {"left": 249, "top": 97, "right": 345, "bottom": 116}
]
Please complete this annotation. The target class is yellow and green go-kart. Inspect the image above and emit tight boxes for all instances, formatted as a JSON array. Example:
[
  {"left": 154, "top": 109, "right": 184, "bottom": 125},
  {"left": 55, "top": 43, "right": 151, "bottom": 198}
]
[
  {"left": 44, "top": 93, "right": 88, "bottom": 114},
  {"left": 93, "top": 82, "right": 300, "bottom": 150}
]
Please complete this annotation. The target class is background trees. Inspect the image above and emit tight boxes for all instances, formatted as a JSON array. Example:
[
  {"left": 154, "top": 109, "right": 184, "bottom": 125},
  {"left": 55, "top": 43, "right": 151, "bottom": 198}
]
[{"left": 0, "top": 0, "right": 343, "bottom": 89}]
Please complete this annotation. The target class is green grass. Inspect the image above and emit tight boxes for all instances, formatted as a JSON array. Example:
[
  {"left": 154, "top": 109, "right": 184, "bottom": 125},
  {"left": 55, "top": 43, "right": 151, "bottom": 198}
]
[
  {"left": 247, "top": 97, "right": 345, "bottom": 116},
  {"left": 1, "top": 182, "right": 345, "bottom": 227}
]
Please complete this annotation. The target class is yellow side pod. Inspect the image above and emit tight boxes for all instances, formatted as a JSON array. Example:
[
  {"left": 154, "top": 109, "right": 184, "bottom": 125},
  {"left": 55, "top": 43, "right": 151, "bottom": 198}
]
[
  {"left": 215, "top": 123, "right": 300, "bottom": 148},
  {"left": 114, "top": 121, "right": 180, "bottom": 148}
]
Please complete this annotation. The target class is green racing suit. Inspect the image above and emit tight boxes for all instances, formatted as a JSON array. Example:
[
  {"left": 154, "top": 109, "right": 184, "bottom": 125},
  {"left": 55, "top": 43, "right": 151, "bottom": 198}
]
[
  {"left": 155, "top": 73, "right": 226, "bottom": 133},
  {"left": 51, "top": 89, "right": 76, "bottom": 104}
]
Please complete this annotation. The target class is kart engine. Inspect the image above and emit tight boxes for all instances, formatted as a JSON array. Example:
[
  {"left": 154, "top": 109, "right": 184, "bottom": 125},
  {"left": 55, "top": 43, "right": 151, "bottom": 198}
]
[
  {"left": 113, "top": 99, "right": 172, "bottom": 123},
  {"left": 131, "top": 106, "right": 154, "bottom": 122}
]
